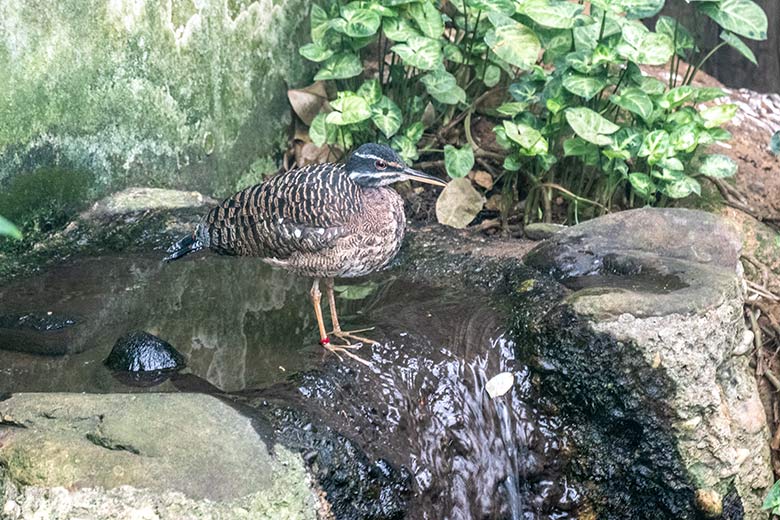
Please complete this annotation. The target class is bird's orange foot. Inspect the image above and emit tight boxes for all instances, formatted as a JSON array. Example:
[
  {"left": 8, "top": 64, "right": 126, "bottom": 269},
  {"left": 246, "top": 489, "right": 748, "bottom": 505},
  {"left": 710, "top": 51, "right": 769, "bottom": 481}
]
[
  {"left": 319, "top": 337, "right": 372, "bottom": 367},
  {"left": 328, "top": 327, "right": 379, "bottom": 346}
]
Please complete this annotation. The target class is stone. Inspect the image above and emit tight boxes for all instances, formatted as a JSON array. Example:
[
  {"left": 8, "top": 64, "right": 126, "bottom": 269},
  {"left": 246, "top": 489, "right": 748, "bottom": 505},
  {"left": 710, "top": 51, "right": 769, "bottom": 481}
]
[
  {"left": 523, "top": 207, "right": 773, "bottom": 518},
  {"left": 524, "top": 222, "right": 565, "bottom": 241},
  {"left": 80, "top": 188, "right": 216, "bottom": 221},
  {"left": 105, "top": 331, "right": 185, "bottom": 372},
  {"left": 0, "top": 0, "right": 312, "bottom": 201},
  {"left": 0, "top": 393, "right": 319, "bottom": 519},
  {"left": 0, "top": 312, "right": 78, "bottom": 355}
]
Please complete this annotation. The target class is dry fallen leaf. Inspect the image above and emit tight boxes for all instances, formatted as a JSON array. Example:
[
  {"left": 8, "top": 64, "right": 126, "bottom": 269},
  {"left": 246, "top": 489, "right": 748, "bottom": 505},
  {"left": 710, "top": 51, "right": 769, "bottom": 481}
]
[
  {"left": 485, "top": 372, "right": 514, "bottom": 398},
  {"left": 435, "top": 177, "right": 485, "bottom": 229},
  {"left": 471, "top": 170, "right": 493, "bottom": 190},
  {"left": 287, "top": 82, "right": 329, "bottom": 126}
]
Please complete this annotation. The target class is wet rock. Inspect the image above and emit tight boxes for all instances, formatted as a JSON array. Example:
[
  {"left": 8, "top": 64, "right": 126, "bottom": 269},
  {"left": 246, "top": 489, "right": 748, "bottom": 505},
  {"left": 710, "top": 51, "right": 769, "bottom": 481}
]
[
  {"left": 521, "top": 208, "right": 773, "bottom": 518},
  {"left": 0, "top": 393, "right": 319, "bottom": 519},
  {"left": 80, "top": 188, "right": 216, "bottom": 221},
  {"left": 524, "top": 222, "right": 566, "bottom": 241},
  {"left": 0, "top": 312, "right": 78, "bottom": 355},
  {"left": 105, "top": 331, "right": 185, "bottom": 372}
]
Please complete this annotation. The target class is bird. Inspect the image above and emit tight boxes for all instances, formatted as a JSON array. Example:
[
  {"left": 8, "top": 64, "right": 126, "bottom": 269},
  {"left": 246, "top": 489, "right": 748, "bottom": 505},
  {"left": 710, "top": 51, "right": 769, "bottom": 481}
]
[{"left": 164, "top": 143, "right": 447, "bottom": 364}]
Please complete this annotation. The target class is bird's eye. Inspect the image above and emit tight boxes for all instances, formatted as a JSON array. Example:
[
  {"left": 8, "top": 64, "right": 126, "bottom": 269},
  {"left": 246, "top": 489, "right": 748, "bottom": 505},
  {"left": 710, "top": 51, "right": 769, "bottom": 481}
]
[{"left": 375, "top": 159, "right": 387, "bottom": 170}]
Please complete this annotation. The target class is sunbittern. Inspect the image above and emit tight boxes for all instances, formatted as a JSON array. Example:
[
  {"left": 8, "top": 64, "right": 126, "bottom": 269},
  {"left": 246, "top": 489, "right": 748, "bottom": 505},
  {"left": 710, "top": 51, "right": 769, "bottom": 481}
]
[{"left": 165, "top": 143, "right": 447, "bottom": 363}]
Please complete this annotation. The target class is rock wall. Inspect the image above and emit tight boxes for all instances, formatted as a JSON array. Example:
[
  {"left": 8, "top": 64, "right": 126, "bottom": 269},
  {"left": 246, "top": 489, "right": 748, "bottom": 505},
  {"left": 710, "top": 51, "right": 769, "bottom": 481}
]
[{"left": 0, "top": 0, "right": 311, "bottom": 201}]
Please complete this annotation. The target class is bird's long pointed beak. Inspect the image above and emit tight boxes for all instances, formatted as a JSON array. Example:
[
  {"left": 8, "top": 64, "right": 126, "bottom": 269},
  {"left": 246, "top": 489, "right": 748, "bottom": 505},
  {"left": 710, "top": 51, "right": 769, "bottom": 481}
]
[{"left": 402, "top": 166, "right": 448, "bottom": 187}]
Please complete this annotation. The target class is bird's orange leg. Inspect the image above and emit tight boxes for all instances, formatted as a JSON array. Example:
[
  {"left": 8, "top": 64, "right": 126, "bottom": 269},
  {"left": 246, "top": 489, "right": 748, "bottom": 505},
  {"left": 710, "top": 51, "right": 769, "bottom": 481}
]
[
  {"left": 310, "top": 279, "right": 370, "bottom": 366},
  {"left": 324, "top": 278, "right": 379, "bottom": 346}
]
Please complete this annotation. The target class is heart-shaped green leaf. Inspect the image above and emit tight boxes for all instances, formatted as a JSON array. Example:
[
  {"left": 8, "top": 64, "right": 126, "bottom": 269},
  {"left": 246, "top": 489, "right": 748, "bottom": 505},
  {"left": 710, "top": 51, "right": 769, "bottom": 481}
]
[
  {"left": 503, "top": 121, "right": 548, "bottom": 154},
  {"left": 515, "top": 0, "right": 584, "bottom": 29},
  {"left": 656, "top": 16, "right": 696, "bottom": 55},
  {"left": 638, "top": 130, "right": 670, "bottom": 164},
  {"left": 409, "top": 1, "right": 444, "bottom": 38},
  {"left": 326, "top": 92, "right": 372, "bottom": 125},
  {"left": 610, "top": 87, "right": 653, "bottom": 121},
  {"left": 699, "top": 103, "right": 737, "bottom": 128},
  {"left": 337, "top": 3, "right": 382, "bottom": 38},
  {"left": 663, "top": 176, "right": 701, "bottom": 198},
  {"left": 670, "top": 123, "right": 699, "bottom": 152},
  {"left": 383, "top": 18, "right": 421, "bottom": 41},
  {"left": 620, "top": 0, "right": 664, "bottom": 19},
  {"left": 628, "top": 172, "right": 655, "bottom": 199},
  {"left": 484, "top": 12, "right": 541, "bottom": 70},
  {"left": 565, "top": 107, "right": 620, "bottom": 146},
  {"left": 391, "top": 36, "right": 442, "bottom": 70},
  {"left": 698, "top": 0, "right": 767, "bottom": 41},
  {"left": 563, "top": 73, "right": 607, "bottom": 100},
  {"left": 299, "top": 43, "right": 335, "bottom": 62},
  {"left": 314, "top": 53, "right": 363, "bottom": 80},
  {"left": 371, "top": 96, "right": 403, "bottom": 138},
  {"left": 444, "top": 145, "right": 475, "bottom": 179},
  {"left": 720, "top": 31, "right": 757, "bottom": 65},
  {"left": 698, "top": 154, "right": 737, "bottom": 178},
  {"left": 421, "top": 70, "right": 467, "bottom": 105}
]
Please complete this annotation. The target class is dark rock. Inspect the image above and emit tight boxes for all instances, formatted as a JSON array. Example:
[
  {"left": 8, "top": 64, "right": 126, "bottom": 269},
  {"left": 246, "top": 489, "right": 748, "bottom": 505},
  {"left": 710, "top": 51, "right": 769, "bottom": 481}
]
[{"left": 105, "top": 331, "right": 185, "bottom": 372}]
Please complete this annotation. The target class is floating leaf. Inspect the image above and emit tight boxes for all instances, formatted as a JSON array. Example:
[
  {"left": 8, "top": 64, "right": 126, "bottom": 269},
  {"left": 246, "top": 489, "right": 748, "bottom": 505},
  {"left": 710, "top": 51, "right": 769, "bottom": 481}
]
[
  {"left": 314, "top": 53, "right": 363, "bottom": 80},
  {"left": 436, "top": 177, "right": 485, "bottom": 229},
  {"left": 326, "top": 92, "right": 372, "bottom": 125},
  {"left": 484, "top": 12, "right": 541, "bottom": 70},
  {"left": 444, "top": 145, "right": 475, "bottom": 179},
  {"left": 699, "top": 154, "right": 737, "bottom": 178},
  {"left": 563, "top": 72, "right": 607, "bottom": 100},
  {"left": 515, "top": 0, "right": 584, "bottom": 29},
  {"left": 371, "top": 96, "right": 403, "bottom": 138},
  {"left": 409, "top": 1, "right": 444, "bottom": 38},
  {"left": 485, "top": 372, "right": 514, "bottom": 398},
  {"left": 699, "top": 103, "right": 737, "bottom": 128},
  {"left": 610, "top": 87, "right": 653, "bottom": 121},
  {"left": 391, "top": 36, "right": 442, "bottom": 70},
  {"left": 0, "top": 216, "right": 21, "bottom": 240},
  {"left": 421, "top": 70, "right": 467, "bottom": 105},
  {"left": 565, "top": 107, "right": 620, "bottom": 146},
  {"left": 698, "top": 0, "right": 767, "bottom": 41}
]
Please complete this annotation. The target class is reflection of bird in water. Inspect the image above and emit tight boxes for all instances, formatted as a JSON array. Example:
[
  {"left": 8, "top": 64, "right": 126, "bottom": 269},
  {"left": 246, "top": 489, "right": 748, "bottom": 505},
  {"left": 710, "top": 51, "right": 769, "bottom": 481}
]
[{"left": 164, "top": 143, "right": 447, "bottom": 364}]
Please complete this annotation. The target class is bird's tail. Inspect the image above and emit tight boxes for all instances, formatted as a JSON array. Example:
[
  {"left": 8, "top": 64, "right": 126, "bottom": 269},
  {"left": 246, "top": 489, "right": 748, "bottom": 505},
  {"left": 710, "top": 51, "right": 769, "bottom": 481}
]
[{"left": 164, "top": 232, "right": 204, "bottom": 262}]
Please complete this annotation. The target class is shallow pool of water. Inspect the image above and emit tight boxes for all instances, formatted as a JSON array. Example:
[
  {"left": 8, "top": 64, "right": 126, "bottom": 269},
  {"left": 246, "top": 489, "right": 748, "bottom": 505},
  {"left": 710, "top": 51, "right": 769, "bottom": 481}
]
[{"left": 0, "top": 252, "right": 579, "bottom": 519}]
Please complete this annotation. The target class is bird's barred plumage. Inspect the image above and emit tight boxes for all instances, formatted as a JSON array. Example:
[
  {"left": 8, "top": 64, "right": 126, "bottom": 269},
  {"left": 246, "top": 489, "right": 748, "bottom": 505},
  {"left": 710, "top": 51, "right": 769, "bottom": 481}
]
[{"left": 166, "top": 159, "right": 406, "bottom": 278}]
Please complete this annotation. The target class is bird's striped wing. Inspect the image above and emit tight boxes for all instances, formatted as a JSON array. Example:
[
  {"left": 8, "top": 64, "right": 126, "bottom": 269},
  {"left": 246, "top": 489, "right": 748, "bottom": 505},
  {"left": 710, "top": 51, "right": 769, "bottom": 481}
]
[{"left": 202, "top": 162, "right": 363, "bottom": 259}]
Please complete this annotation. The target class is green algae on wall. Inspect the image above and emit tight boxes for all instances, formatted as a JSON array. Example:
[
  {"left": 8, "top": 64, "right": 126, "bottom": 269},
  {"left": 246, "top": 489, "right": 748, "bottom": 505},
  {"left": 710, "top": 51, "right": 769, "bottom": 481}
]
[{"left": 0, "top": 0, "right": 310, "bottom": 197}]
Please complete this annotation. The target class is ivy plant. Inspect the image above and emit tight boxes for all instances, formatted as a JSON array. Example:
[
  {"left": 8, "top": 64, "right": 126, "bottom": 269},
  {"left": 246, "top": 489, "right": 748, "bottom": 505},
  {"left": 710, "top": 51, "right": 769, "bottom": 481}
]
[{"left": 299, "top": 0, "right": 768, "bottom": 224}]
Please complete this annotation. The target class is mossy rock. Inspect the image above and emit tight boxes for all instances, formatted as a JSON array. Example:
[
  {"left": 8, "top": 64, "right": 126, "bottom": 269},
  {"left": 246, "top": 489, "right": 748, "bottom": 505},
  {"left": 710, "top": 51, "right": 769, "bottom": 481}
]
[{"left": 0, "top": 0, "right": 311, "bottom": 211}]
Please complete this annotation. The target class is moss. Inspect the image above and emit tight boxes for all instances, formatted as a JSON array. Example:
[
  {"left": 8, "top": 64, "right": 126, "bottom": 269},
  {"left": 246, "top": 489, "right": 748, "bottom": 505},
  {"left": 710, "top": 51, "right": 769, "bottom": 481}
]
[{"left": 0, "top": 0, "right": 311, "bottom": 195}]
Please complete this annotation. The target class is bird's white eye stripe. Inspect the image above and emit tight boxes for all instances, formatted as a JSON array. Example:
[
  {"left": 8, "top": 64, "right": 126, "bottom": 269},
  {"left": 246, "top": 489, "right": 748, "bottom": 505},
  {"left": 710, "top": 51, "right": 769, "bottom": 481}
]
[{"left": 353, "top": 152, "right": 383, "bottom": 161}]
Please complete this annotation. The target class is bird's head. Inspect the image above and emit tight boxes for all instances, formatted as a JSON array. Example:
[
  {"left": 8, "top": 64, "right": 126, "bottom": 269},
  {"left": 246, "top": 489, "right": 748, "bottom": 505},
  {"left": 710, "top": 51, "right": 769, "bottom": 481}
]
[{"left": 345, "top": 143, "right": 447, "bottom": 188}]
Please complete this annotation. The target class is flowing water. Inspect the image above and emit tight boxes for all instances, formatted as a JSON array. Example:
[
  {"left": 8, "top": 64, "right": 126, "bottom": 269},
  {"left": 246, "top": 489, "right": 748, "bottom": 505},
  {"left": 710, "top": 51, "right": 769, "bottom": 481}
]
[{"left": 0, "top": 252, "right": 579, "bottom": 519}]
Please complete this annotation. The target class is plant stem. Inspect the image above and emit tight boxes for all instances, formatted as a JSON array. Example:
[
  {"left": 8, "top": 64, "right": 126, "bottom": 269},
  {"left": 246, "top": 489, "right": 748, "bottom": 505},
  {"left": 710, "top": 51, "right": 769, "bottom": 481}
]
[{"left": 684, "top": 41, "right": 726, "bottom": 85}]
